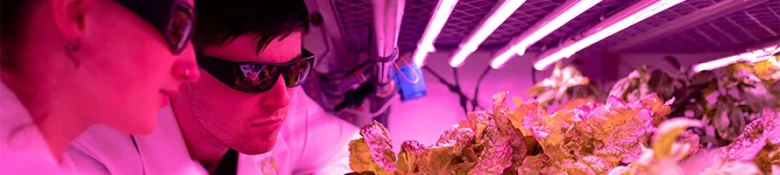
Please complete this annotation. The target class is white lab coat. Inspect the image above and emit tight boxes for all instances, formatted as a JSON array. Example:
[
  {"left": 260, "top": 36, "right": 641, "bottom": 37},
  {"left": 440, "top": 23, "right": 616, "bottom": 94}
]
[
  {"left": 66, "top": 88, "right": 360, "bottom": 175},
  {"left": 0, "top": 83, "right": 76, "bottom": 174}
]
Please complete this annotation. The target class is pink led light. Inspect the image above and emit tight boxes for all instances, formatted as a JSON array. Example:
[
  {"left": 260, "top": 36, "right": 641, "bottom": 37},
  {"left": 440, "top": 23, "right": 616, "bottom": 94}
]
[
  {"left": 534, "top": 0, "right": 685, "bottom": 71},
  {"left": 448, "top": 0, "right": 527, "bottom": 67},
  {"left": 693, "top": 44, "right": 780, "bottom": 72},
  {"left": 490, "top": 0, "right": 602, "bottom": 69},
  {"left": 412, "top": 0, "right": 459, "bottom": 66},
  {"left": 692, "top": 55, "right": 745, "bottom": 72}
]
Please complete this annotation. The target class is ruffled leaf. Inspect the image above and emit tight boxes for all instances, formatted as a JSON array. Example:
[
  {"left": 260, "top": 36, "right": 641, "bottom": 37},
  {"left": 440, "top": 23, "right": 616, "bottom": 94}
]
[
  {"left": 359, "top": 121, "right": 397, "bottom": 172},
  {"left": 416, "top": 146, "right": 474, "bottom": 175},
  {"left": 516, "top": 154, "right": 553, "bottom": 175},
  {"left": 605, "top": 118, "right": 702, "bottom": 175},
  {"left": 653, "top": 118, "right": 702, "bottom": 159},
  {"left": 609, "top": 66, "right": 651, "bottom": 102},
  {"left": 433, "top": 125, "right": 476, "bottom": 154},
  {"left": 349, "top": 139, "right": 389, "bottom": 174},
  {"left": 752, "top": 142, "right": 779, "bottom": 174},
  {"left": 527, "top": 62, "right": 591, "bottom": 105},
  {"left": 396, "top": 141, "right": 425, "bottom": 174},
  {"left": 720, "top": 109, "right": 779, "bottom": 162},
  {"left": 507, "top": 99, "right": 542, "bottom": 136},
  {"left": 467, "top": 123, "right": 513, "bottom": 175},
  {"left": 700, "top": 159, "right": 762, "bottom": 175}
]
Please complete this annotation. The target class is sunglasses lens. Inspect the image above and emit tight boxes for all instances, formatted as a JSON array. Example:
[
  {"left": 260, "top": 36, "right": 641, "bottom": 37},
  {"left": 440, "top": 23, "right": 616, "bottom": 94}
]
[
  {"left": 284, "top": 59, "right": 313, "bottom": 87},
  {"left": 198, "top": 51, "right": 314, "bottom": 93},
  {"left": 232, "top": 64, "right": 281, "bottom": 92},
  {"left": 167, "top": 4, "right": 194, "bottom": 53}
]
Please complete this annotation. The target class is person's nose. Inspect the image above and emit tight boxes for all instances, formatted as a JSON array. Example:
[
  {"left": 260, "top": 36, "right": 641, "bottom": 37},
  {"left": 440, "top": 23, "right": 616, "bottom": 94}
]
[
  {"left": 260, "top": 75, "right": 291, "bottom": 111},
  {"left": 172, "top": 44, "right": 201, "bottom": 83}
]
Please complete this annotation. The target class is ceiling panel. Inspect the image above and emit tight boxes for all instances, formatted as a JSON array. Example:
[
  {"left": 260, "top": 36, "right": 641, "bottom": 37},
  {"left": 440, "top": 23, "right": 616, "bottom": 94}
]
[{"left": 331, "top": 0, "right": 780, "bottom": 57}]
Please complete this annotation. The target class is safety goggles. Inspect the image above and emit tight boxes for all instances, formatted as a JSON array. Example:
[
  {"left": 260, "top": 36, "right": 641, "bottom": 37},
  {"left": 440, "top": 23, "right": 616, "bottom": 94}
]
[
  {"left": 197, "top": 49, "right": 315, "bottom": 93},
  {"left": 115, "top": 0, "right": 195, "bottom": 54}
]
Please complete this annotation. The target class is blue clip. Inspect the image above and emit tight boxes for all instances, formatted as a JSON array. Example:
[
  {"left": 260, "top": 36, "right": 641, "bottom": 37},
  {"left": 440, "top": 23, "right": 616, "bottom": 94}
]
[{"left": 393, "top": 63, "right": 427, "bottom": 102}]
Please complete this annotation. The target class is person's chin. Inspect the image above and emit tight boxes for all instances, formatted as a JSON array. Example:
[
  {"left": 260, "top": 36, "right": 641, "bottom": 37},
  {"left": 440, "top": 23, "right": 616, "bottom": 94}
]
[
  {"left": 237, "top": 136, "right": 278, "bottom": 155},
  {"left": 119, "top": 113, "right": 158, "bottom": 135}
]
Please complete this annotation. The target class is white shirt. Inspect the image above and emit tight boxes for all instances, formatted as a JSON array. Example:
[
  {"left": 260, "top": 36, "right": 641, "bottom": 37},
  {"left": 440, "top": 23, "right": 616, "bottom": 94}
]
[
  {"left": 0, "top": 83, "right": 76, "bottom": 174},
  {"left": 67, "top": 88, "right": 360, "bottom": 175}
]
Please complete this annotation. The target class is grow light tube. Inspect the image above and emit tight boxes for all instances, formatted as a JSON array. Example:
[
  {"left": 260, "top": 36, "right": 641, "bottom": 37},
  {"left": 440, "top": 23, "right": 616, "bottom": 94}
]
[
  {"left": 534, "top": 0, "right": 685, "bottom": 71},
  {"left": 448, "top": 0, "right": 526, "bottom": 67},
  {"left": 693, "top": 44, "right": 780, "bottom": 72},
  {"left": 489, "top": 0, "right": 602, "bottom": 69},
  {"left": 412, "top": 0, "right": 459, "bottom": 66}
]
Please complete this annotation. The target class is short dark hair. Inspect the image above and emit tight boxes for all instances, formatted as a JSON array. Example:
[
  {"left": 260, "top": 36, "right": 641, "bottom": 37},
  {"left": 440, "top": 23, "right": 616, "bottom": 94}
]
[
  {"left": 193, "top": 0, "right": 310, "bottom": 53},
  {"left": 1, "top": 0, "right": 35, "bottom": 44},
  {"left": 1, "top": 0, "right": 38, "bottom": 70},
  {"left": 1, "top": 1, "right": 27, "bottom": 39}
]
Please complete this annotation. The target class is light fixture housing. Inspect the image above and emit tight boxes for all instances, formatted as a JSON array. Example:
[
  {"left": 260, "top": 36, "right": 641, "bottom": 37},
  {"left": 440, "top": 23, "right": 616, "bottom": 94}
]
[
  {"left": 412, "top": 0, "right": 459, "bottom": 66},
  {"left": 693, "top": 41, "right": 780, "bottom": 72},
  {"left": 534, "top": 0, "right": 685, "bottom": 71},
  {"left": 448, "top": 0, "right": 527, "bottom": 67},
  {"left": 490, "top": 0, "right": 602, "bottom": 69}
]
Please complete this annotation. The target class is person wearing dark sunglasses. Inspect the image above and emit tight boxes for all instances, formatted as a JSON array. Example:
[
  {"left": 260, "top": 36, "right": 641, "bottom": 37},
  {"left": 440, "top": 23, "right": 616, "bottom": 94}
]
[
  {"left": 0, "top": 0, "right": 200, "bottom": 173},
  {"left": 66, "top": 0, "right": 360, "bottom": 174}
]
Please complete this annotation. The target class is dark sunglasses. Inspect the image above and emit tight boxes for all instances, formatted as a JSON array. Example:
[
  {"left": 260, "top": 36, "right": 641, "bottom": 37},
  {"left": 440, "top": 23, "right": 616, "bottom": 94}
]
[
  {"left": 115, "top": 0, "right": 195, "bottom": 54},
  {"left": 197, "top": 49, "right": 315, "bottom": 93}
]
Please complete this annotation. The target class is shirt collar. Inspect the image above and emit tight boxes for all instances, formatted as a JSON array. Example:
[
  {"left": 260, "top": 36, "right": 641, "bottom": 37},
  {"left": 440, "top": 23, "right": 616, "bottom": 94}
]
[{"left": 0, "top": 82, "right": 76, "bottom": 171}]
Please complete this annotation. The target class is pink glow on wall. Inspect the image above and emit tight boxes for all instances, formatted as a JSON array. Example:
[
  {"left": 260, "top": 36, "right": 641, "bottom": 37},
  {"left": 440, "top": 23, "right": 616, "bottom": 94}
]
[{"left": 389, "top": 50, "right": 543, "bottom": 152}]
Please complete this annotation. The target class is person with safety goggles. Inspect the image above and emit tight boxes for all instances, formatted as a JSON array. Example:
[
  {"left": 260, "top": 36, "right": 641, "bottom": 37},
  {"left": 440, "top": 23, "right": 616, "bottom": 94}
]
[
  {"left": 67, "top": 1, "right": 360, "bottom": 174},
  {"left": 0, "top": 0, "right": 200, "bottom": 173}
]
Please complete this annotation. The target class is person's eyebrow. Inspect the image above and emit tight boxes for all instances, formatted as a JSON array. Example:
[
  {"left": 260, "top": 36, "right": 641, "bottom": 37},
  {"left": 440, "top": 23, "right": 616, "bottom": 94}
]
[
  {"left": 260, "top": 52, "right": 307, "bottom": 64},
  {"left": 267, "top": 48, "right": 308, "bottom": 60},
  {"left": 252, "top": 47, "right": 308, "bottom": 64}
]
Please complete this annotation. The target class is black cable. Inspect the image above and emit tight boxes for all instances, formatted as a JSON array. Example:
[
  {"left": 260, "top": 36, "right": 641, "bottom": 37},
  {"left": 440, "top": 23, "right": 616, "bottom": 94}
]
[
  {"left": 421, "top": 66, "right": 462, "bottom": 108},
  {"left": 472, "top": 66, "right": 491, "bottom": 111},
  {"left": 367, "top": 24, "right": 373, "bottom": 55},
  {"left": 453, "top": 67, "right": 461, "bottom": 85},
  {"left": 422, "top": 66, "right": 474, "bottom": 115},
  {"left": 421, "top": 66, "right": 488, "bottom": 115},
  {"left": 531, "top": 66, "right": 537, "bottom": 85},
  {"left": 452, "top": 68, "right": 468, "bottom": 115},
  {"left": 421, "top": 66, "right": 452, "bottom": 86}
]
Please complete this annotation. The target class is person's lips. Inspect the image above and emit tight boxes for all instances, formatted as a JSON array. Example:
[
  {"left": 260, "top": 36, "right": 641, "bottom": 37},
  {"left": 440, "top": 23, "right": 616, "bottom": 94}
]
[
  {"left": 251, "top": 111, "right": 286, "bottom": 132},
  {"left": 252, "top": 116, "right": 284, "bottom": 126}
]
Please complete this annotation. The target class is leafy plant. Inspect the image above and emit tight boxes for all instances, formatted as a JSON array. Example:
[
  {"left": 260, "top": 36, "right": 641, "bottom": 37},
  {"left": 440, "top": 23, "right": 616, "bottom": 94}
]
[
  {"left": 515, "top": 93, "right": 672, "bottom": 175},
  {"left": 717, "top": 109, "right": 780, "bottom": 174},
  {"left": 609, "top": 56, "right": 780, "bottom": 147},
  {"left": 527, "top": 62, "right": 607, "bottom": 107},
  {"left": 347, "top": 53, "right": 780, "bottom": 175},
  {"left": 348, "top": 92, "right": 670, "bottom": 175},
  {"left": 608, "top": 108, "right": 780, "bottom": 175},
  {"left": 348, "top": 92, "right": 527, "bottom": 175},
  {"left": 347, "top": 93, "right": 779, "bottom": 175},
  {"left": 608, "top": 118, "right": 706, "bottom": 175}
]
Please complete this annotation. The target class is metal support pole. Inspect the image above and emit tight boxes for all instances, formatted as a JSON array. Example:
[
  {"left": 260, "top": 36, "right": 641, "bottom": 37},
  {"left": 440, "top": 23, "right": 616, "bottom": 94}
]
[{"left": 371, "top": 0, "right": 405, "bottom": 97}]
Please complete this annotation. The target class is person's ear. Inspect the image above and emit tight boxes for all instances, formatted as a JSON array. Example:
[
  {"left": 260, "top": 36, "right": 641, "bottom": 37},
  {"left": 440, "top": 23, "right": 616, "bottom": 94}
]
[{"left": 50, "top": 0, "right": 90, "bottom": 40}]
